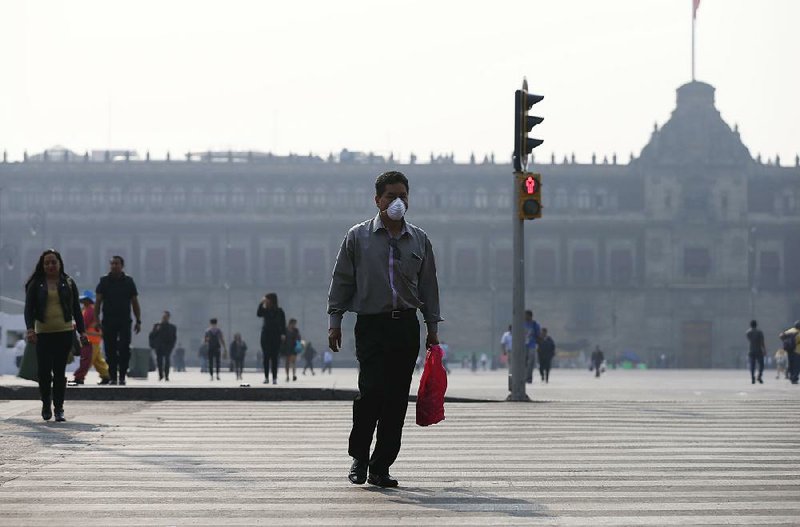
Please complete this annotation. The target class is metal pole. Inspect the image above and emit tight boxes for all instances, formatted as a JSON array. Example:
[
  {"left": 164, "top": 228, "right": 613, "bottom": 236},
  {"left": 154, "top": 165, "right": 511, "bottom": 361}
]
[{"left": 509, "top": 171, "right": 529, "bottom": 401}]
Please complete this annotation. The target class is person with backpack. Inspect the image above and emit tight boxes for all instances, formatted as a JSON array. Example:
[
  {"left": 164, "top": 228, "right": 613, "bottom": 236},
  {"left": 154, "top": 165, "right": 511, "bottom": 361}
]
[
  {"left": 283, "top": 318, "right": 302, "bottom": 382},
  {"left": 230, "top": 333, "right": 248, "bottom": 381},
  {"left": 779, "top": 321, "right": 800, "bottom": 384},
  {"left": 746, "top": 320, "right": 766, "bottom": 384},
  {"left": 204, "top": 318, "right": 227, "bottom": 381}
]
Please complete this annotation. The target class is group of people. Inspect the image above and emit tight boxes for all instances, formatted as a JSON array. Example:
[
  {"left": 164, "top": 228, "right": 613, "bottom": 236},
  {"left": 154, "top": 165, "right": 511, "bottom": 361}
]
[
  {"left": 24, "top": 170, "right": 440, "bottom": 488},
  {"left": 24, "top": 253, "right": 141, "bottom": 422},
  {"left": 747, "top": 319, "right": 800, "bottom": 384},
  {"left": 499, "top": 310, "right": 556, "bottom": 384}
]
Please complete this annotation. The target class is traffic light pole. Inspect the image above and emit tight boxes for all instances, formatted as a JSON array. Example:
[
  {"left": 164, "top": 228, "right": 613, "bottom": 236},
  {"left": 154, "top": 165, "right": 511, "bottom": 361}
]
[{"left": 509, "top": 171, "right": 530, "bottom": 401}]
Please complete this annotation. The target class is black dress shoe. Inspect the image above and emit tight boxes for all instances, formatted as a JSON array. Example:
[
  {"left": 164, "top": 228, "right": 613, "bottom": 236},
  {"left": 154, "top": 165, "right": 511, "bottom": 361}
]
[
  {"left": 54, "top": 408, "right": 66, "bottom": 422},
  {"left": 41, "top": 401, "right": 52, "bottom": 421},
  {"left": 367, "top": 472, "right": 398, "bottom": 488},
  {"left": 348, "top": 459, "right": 368, "bottom": 484},
  {"left": 98, "top": 378, "right": 110, "bottom": 385}
]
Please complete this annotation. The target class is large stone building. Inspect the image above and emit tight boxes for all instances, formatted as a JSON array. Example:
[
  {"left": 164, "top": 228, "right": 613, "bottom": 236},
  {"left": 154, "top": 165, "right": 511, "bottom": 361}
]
[{"left": 1, "top": 81, "right": 798, "bottom": 367}]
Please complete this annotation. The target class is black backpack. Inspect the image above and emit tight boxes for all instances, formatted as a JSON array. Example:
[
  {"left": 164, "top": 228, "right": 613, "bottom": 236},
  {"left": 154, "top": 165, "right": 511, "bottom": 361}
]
[{"left": 206, "top": 328, "right": 221, "bottom": 351}]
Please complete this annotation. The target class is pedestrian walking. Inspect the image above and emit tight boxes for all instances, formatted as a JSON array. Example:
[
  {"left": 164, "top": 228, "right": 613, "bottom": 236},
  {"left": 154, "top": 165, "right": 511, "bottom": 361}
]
[
  {"left": 479, "top": 352, "right": 488, "bottom": 371},
  {"left": 500, "top": 324, "right": 512, "bottom": 368},
  {"left": 591, "top": 345, "right": 605, "bottom": 378},
  {"left": 69, "top": 291, "right": 111, "bottom": 386},
  {"left": 328, "top": 170, "right": 442, "bottom": 488},
  {"left": 204, "top": 319, "right": 227, "bottom": 380},
  {"left": 774, "top": 348, "right": 788, "bottom": 380},
  {"left": 524, "top": 310, "right": 541, "bottom": 384},
  {"left": 537, "top": 328, "right": 556, "bottom": 383},
  {"left": 284, "top": 318, "right": 301, "bottom": 382},
  {"left": 230, "top": 333, "right": 248, "bottom": 380},
  {"left": 302, "top": 341, "right": 317, "bottom": 375},
  {"left": 746, "top": 320, "right": 766, "bottom": 384},
  {"left": 779, "top": 322, "right": 800, "bottom": 384},
  {"left": 149, "top": 311, "right": 177, "bottom": 381},
  {"left": 24, "top": 249, "right": 88, "bottom": 422},
  {"left": 257, "top": 293, "right": 286, "bottom": 385},
  {"left": 174, "top": 342, "right": 186, "bottom": 372},
  {"left": 470, "top": 352, "right": 477, "bottom": 372},
  {"left": 94, "top": 255, "right": 141, "bottom": 385},
  {"left": 321, "top": 349, "right": 333, "bottom": 373}
]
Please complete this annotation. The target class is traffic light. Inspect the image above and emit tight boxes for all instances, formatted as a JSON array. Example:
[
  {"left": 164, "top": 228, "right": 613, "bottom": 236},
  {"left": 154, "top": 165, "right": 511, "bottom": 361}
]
[
  {"left": 517, "top": 172, "right": 542, "bottom": 220},
  {"left": 513, "top": 81, "right": 544, "bottom": 172}
]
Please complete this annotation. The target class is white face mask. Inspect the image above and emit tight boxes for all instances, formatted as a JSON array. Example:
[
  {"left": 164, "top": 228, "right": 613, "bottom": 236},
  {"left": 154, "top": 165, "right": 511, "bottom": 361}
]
[{"left": 386, "top": 197, "right": 406, "bottom": 221}]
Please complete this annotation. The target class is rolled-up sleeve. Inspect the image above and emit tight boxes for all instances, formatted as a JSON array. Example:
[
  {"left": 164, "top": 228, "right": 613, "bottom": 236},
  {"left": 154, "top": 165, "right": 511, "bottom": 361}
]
[
  {"left": 418, "top": 236, "right": 442, "bottom": 334},
  {"left": 327, "top": 230, "right": 357, "bottom": 329}
]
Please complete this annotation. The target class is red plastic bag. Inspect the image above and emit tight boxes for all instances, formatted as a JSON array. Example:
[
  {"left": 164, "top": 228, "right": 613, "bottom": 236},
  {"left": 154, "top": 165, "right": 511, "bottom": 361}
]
[{"left": 416, "top": 344, "right": 447, "bottom": 426}]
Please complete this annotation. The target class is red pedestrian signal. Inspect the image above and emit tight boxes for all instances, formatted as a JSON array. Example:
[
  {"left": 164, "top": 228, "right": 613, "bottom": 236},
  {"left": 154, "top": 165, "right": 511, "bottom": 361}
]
[{"left": 517, "top": 172, "right": 542, "bottom": 220}]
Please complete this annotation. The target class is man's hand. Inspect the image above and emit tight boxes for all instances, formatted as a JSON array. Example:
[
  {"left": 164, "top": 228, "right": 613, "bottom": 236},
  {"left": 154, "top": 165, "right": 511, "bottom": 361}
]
[
  {"left": 328, "top": 328, "right": 342, "bottom": 353},
  {"left": 426, "top": 332, "right": 439, "bottom": 349},
  {"left": 134, "top": 321, "right": 141, "bottom": 335}
]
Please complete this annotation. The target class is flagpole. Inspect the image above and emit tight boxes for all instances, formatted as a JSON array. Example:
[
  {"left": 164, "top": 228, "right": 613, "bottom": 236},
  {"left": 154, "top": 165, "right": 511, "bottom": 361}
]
[{"left": 692, "top": 8, "right": 697, "bottom": 82}]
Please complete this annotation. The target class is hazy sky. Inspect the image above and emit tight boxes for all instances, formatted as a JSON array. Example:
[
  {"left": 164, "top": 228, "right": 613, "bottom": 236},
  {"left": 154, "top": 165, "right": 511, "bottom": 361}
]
[{"left": 1, "top": 0, "right": 797, "bottom": 164}]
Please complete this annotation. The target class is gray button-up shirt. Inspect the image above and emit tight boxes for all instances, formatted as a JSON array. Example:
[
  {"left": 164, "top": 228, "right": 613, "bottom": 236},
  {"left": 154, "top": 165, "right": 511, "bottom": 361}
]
[{"left": 327, "top": 213, "right": 442, "bottom": 333}]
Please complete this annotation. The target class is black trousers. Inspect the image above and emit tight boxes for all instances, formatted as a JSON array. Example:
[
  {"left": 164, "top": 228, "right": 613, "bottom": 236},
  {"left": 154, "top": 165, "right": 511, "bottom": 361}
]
[
  {"left": 208, "top": 349, "right": 221, "bottom": 377},
  {"left": 102, "top": 319, "right": 131, "bottom": 381},
  {"left": 539, "top": 357, "right": 552, "bottom": 382},
  {"left": 788, "top": 351, "right": 800, "bottom": 383},
  {"left": 234, "top": 357, "right": 245, "bottom": 378},
  {"left": 156, "top": 348, "right": 172, "bottom": 379},
  {"left": 748, "top": 352, "right": 764, "bottom": 381},
  {"left": 36, "top": 331, "right": 73, "bottom": 408},
  {"left": 349, "top": 312, "right": 420, "bottom": 474}
]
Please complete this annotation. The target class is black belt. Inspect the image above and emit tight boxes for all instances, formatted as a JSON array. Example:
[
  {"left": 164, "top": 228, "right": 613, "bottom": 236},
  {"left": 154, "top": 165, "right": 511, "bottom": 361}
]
[{"left": 359, "top": 309, "right": 417, "bottom": 320}]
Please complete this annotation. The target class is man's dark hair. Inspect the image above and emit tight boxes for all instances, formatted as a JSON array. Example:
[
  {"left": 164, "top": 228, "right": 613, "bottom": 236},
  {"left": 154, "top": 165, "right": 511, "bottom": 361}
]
[
  {"left": 375, "top": 171, "right": 409, "bottom": 197},
  {"left": 750, "top": 320, "right": 757, "bottom": 328},
  {"left": 111, "top": 255, "right": 125, "bottom": 267},
  {"left": 164, "top": 311, "right": 171, "bottom": 318},
  {"left": 210, "top": 318, "right": 218, "bottom": 325},
  {"left": 525, "top": 310, "right": 533, "bottom": 317}
]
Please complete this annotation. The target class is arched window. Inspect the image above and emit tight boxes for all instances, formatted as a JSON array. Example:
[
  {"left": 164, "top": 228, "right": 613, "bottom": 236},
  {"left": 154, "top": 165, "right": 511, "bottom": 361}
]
[
  {"left": 577, "top": 189, "right": 591, "bottom": 209},
  {"left": 296, "top": 187, "right": 309, "bottom": 206},
  {"left": 555, "top": 188, "right": 568, "bottom": 209},
  {"left": 474, "top": 188, "right": 488, "bottom": 209}
]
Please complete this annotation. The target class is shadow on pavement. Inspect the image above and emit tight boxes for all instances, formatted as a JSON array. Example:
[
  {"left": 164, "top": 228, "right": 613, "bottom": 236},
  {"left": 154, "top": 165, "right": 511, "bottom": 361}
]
[{"left": 366, "top": 485, "right": 549, "bottom": 518}]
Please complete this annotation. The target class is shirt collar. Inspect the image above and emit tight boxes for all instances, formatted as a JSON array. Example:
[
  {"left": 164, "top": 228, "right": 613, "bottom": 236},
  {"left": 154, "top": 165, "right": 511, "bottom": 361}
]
[{"left": 372, "top": 212, "right": 409, "bottom": 237}]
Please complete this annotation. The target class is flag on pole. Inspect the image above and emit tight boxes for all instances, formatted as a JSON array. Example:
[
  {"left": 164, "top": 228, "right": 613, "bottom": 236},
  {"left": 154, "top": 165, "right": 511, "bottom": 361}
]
[{"left": 693, "top": 0, "right": 701, "bottom": 19}]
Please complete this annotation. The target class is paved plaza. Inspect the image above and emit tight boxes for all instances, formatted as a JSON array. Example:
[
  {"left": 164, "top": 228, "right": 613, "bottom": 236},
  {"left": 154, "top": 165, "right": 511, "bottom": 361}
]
[{"left": 1, "top": 370, "right": 799, "bottom": 526}]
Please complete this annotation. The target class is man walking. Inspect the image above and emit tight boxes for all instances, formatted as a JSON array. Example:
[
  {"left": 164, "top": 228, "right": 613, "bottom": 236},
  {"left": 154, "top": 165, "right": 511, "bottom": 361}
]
[
  {"left": 745, "top": 320, "right": 766, "bottom": 384},
  {"left": 149, "top": 311, "right": 177, "bottom": 381},
  {"left": 538, "top": 328, "right": 556, "bottom": 383},
  {"left": 95, "top": 256, "right": 141, "bottom": 385},
  {"left": 328, "top": 171, "right": 442, "bottom": 488},
  {"left": 591, "top": 345, "right": 605, "bottom": 378},
  {"left": 524, "top": 310, "right": 541, "bottom": 383},
  {"left": 204, "top": 318, "right": 227, "bottom": 381},
  {"left": 779, "top": 321, "right": 800, "bottom": 384}
]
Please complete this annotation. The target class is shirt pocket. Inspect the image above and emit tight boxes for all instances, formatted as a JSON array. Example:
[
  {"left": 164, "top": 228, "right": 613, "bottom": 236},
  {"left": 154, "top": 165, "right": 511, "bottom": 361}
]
[{"left": 401, "top": 252, "right": 423, "bottom": 282}]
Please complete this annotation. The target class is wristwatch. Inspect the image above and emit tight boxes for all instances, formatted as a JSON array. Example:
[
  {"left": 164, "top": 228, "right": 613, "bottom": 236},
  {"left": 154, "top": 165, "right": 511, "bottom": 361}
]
[{"left": 135, "top": 319, "right": 142, "bottom": 325}]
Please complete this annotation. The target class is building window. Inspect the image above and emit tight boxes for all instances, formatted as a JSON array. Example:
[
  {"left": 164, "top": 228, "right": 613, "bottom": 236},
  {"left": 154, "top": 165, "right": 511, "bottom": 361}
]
[
  {"left": 555, "top": 188, "right": 568, "bottom": 209},
  {"left": 145, "top": 248, "right": 167, "bottom": 285},
  {"left": 577, "top": 190, "right": 591, "bottom": 210},
  {"left": 609, "top": 249, "right": 634, "bottom": 285},
  {"left": 264, "top": 247, "right": 287, "bottom": 284},
  {"left": 475, "top": 188, "right": 488, "bottom": 209},
  {"left": 533, "top": 248, "right": 557, "bottom": 284},
  {"left": 494, "top": 248, "right": 512, "bottom": 283},
  {"left": 684, "top": 247, "right": 711, "bottom": 279},
  {"left": 296, "top": 188, "right": 309, "bottom": 206},
  {"left": 454, "top": 248, "right": 479, "bottom": 284},
  {"left": 302, "top": 247, "right": 325, "bottom": 282},
  {"left": 225, "top": 247, "right": 248, "bottom": 285},
  {"left": 231, "top": 187, "right": 246, "bottom": 208},
  {"left": 572, "top": 248, "right": 595, "bottom": 285},
  {"left": 64, "top": 248, "right": 89, "bottom": 283},
  {"left": 185, "top": 248, "right": 207, "bottom": 284},
  {"left": 759, "top": 251, "right": 780, "bottom": 288}
]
